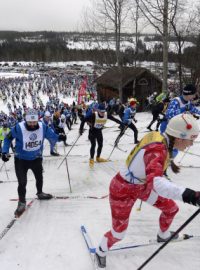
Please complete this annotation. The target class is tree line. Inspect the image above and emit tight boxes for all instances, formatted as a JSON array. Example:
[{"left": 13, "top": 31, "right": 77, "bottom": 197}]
[{"left": 0, "top": 31, "right": 199, "bottom": 70}]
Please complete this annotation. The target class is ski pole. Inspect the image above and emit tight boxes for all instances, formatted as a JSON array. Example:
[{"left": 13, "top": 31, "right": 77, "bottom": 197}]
[
  {"left": 179, "top": 146, "right": 191, "bottom": 164},
  {"left": 137, "top": 207, "right": 200, "bottom": 270},
  {"left": 0, "top": 162, "right": 9, "bottom": 180},
  {"left": 4, "top": 162, "right": 9, "bottom": 180},
  {"left": 57, "top": 134, "right": 81, "bottom": 169},
  {"left": 107, "top": 125, "right": 128, "bottom": 160},
  {"left": 63, "top": 138, "right": 72, "bottom": 193},
  {"left": 65, "top": 157, "right": 72, "bottom": 193},
  {"left": 0, "top": 162, "right": 5, "bottom": 172}
]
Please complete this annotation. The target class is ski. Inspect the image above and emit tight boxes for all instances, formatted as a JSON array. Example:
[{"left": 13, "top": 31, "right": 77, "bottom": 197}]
[
  {"left": 115, "top": 145, "right": 127, "bottom": 153},
  {"left": 0, "top": 199, "right": 35, "bottom": 241},
  {"left": 10, "top": 194, "right": 108, "bottom": 201},
  {"left": 43, "top": 154, "right": 65, "bottom": 158},
  {"left": 113, "top": 130, "right": 131, "bottom": 136},
  {"left": 0, "top": 179, "right": 34, "bottom": 184},
  {"left": 183, "top": 151, "right": 200, "bottom": 158},
  {"left": 109, "top": 234, "right": 198, "bottom": 252},
  {"left": 179, "top": 165, "right": 200, "bottom": 168},
  {"left": 83, "top": 159, "right": 122, "bottom": 164},
  {"left": 81, "top": 225, "right": 100, "bottom": 270},
  {"left": 0, "top": 180, "right": 18, "bottom": 183},
  {"left": 103, "top": 125, "right": 117, "bottom": 129},
  {"left": 81, "top": 226, "right": 199, "bottom": 255},
  {"left": 108, "top": 144, "right": 128, "bottom": 153},
  {"left": 43, "top": 154, "right": 87, "bottom": 158}
]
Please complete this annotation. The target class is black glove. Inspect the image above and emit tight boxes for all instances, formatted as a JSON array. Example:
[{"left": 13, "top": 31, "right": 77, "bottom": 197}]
[
  {"left": 58, "top": 134, "right": 67, "bottom": 142},
  {"left": 182, "top": 188, "right": 200, "bottom": 206},
  {"left": 79, "top": 129, "right": 83, "bottom": 136},
  {"left": 2, "top": 153, "right": 10, "bottom": 162},
  {"left": 193, "top": 114, "right": 200, "bottom": 120}
]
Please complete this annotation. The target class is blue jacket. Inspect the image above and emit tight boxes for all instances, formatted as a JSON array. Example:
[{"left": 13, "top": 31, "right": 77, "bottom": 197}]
[
  {"left": 3, "top": 121, "right": 59, "bottom": 160},
  {"left": 166, "top": 96, "right": 200, "bottom": 120},
  {"left": 160, "top": 96, "right": 200, "bottom": 133},
  {"left": 122, "top": 106, "right": 136, "bottom": 125}
]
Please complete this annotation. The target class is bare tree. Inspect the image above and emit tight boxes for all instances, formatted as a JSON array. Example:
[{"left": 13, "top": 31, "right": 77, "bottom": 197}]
[
  {"left": 82, "top": 0, "right": 131, "bottom": 101},
  {"left": 137, "top": 0, "right": 175, "bottom": 92},
  {"left": 95, "top": 0, "right": 130, "bottom": 67},
  {"left": 131, "top": 0, "right": 144, "bottom": 67},
  {"left": 169, "top": 0, "right": 197, "bottom": 89}
]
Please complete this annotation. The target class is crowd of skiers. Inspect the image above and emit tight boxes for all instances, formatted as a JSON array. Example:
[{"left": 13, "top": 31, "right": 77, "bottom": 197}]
[{"left": 1, "top": 73, "right": 200, "bottom": 269}]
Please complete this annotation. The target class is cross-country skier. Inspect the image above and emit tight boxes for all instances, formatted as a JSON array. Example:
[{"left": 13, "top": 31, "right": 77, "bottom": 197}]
[
  {"left": 95, "top": 113, "right": 200, "bottom": 268},
  {"left": 79, "top": 103, "right": 108, "bottom": 168},
  {"left": 42, "top": 111, "right": 58, "bottom": 156},
  {"left": 147, "top": 97, "right": 169, "bottom": 131},
  {"left": 115, "top": 99, "right": 139, "bottom": 146},
  {"left": 160, "top": 84, "right": 200, "bottom": 133},
  {"left": 1, "top": 108, "right": 66, "bottom": 216}
]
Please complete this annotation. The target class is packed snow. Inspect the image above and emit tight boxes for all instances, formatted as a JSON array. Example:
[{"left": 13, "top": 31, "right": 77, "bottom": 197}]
[{"left": 0, "top": 78, "right": 200, "bottom": 270}]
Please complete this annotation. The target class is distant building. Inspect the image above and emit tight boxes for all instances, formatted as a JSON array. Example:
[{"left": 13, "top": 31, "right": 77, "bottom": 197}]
[{"left": 95, "top": 67, "right": 162, "bottom": 110}]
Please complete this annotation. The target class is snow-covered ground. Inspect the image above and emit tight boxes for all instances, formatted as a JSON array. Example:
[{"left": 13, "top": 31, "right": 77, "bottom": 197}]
[
  {"left": 0, "top": 93, "right": 200, "bottom": 270},
  {"left": 0, "top": 72, "right": 29, "bottom": 79},
  {"left": 66, "top": 39, "right": 194, "bottom": 54}
]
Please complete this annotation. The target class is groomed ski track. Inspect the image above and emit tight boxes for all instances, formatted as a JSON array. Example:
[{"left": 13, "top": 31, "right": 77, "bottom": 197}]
[{"left": 0, "top": 116, "right": 200, "bottom": 270}]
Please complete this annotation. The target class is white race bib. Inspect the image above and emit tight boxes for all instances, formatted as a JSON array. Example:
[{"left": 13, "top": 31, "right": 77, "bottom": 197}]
[{"left": 19, "top": 122, "right": 43, "bottom": 152}]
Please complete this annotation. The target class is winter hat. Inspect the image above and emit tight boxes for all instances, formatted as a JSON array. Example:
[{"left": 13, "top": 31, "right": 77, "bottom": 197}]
[
  {"left": 166, "top": 113, "right": 199, "bottom": 140},
  {"left": 25, "top": 109, "right": 39, "bottom": 122},
  {"left": 61, "top": 114, "right": 66, "bottom": 120},
  {"left": 98, "top": 103, "right": 106, "bottom": 112},
  {"left": 182, "top": 84, "right": 196, "bottom": 96},
  {"left": 44, "top": 111, "right": 51, "bottom": 117},
  {"left": 130, "top": 100, "right": 136, "bottom": 106}
]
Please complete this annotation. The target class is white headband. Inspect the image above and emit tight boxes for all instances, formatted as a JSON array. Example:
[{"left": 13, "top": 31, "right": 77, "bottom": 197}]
[{"left": 25, "top": 114, "right": 39, "bottom": 122}]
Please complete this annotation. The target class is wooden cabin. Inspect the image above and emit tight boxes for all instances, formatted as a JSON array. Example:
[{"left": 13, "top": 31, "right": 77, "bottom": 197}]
[{"left": 95, "top": 67, "right": 162, "bottom": 111}]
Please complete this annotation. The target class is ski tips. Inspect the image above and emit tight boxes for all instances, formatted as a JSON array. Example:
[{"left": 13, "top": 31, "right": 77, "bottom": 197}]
[{"left": 183, "top": 234, "right": 193, "bottom": 240}]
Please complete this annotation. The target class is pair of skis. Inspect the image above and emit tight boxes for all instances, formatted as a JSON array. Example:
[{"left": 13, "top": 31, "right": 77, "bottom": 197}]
[{"left": 81, "top": 225, "right": 199, "bottom": 269}]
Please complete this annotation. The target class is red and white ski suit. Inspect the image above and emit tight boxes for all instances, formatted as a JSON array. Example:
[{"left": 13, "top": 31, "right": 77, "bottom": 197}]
[{"left": 99, "top": 141, "right": 185, "bottom": 253}]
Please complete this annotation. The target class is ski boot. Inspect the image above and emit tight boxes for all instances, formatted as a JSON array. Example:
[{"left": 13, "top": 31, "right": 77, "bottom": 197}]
[
  {"left": 50, "top": 151, "right": 60, "bottom": 156},
  {"left": 14, "top": 201, "right": 26, "bottom": 217},
  {"left": 64, "top": 141, "right": 69, "bottom": 146},
  {"left": 157, "top": 231, "right": 179, "bottom": 242},
  {"left": 96, "top": 157, "right": 108, "bottom": 163},
  {"left": 37, "top": 192, "right": 53, "bottom": 200},
  {"left": 89, "top": 159, "right": 94, "bottom": 168},
  {"left": 147, "top": 126, "right": 153, "bottom": 131},
  {"left": 95, "top": 253, "right": 106, "bottom": 268}
]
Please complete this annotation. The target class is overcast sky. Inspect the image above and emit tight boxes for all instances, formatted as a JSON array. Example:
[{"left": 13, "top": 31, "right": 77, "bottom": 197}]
[{"left": 0, "top": 0, "right": 91, "bottom": 32}]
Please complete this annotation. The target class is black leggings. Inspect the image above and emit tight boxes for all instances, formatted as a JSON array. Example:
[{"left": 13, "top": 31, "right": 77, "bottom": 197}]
[
  {"left": 15, "top": 158, "right": 43, "bottom": 203},
  {"left": 89, "top": 129, "right": 103, "bottom": 159},
  {"left": 148, "top": 112, "right": 160, "bottom": 129}
]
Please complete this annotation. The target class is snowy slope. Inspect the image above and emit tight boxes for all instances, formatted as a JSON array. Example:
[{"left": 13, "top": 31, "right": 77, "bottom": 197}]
[{"left": 0, "top": 99, "right": 200, "bottom": 270}]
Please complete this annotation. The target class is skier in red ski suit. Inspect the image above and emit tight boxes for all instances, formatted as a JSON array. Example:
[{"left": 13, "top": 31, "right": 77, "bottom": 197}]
[{"left": 95, "top": 113, "right": 200, "bottom": 268}]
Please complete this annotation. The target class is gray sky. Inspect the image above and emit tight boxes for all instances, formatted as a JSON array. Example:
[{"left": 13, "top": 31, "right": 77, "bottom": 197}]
[{"left": 0, "top": 0, "right": 91, "bottom": 31}]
